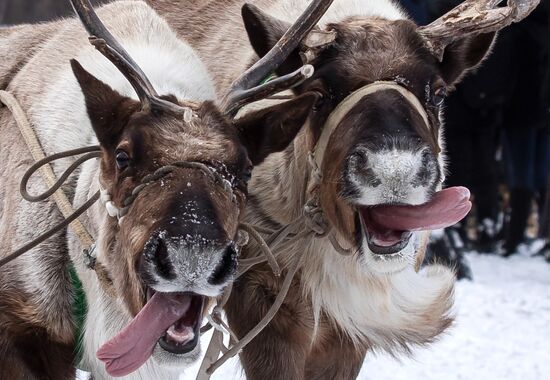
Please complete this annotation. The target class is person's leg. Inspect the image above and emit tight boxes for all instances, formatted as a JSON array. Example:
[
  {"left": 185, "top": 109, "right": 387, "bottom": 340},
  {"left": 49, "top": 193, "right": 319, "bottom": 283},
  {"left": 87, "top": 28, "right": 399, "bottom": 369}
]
[
  {"left": 534, "top": 128, "right": 550, "bottom": 209},
  {"left": 444, "top": 95, "right": 476, "bottom": 249},
  {"left": 533, "top": 128, "right": 550, "bottom": 258},
  {"left": 471, "top": 108, "right": 502, "bottom": 252},
  {"left": 502, "top": 127, "right": 536, "bottom": 256}
]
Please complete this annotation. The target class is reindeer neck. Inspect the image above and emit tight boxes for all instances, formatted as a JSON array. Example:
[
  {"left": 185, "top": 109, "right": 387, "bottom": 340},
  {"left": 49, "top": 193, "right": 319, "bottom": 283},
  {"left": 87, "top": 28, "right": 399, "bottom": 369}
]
[{"left": 247, "top": 126, "right": 314, "bottom": 227}]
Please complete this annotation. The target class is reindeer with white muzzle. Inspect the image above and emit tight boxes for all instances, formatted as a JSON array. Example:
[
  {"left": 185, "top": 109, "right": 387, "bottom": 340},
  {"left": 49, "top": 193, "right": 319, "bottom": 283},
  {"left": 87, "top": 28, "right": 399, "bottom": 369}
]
[
  {"left": 148, "top": 0, "right": 540, "bottom": 378},
  {"left": 0, "top": 0, "right": 325, "bottom": 378}
]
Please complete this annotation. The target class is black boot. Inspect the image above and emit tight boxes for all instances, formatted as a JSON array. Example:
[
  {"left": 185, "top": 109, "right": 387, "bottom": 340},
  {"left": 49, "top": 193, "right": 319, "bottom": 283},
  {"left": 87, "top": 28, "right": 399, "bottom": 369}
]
[
  {"left": 503, "top": 188, "right": 533, "bottom": 257},
  {"left": 475, "top": 218, "right": 500, "bottom": 253},
  {"left": 425, "top": 228, "right": 473, "bottom": 280},
  {"left": 447, "top": 227, "right": 473, "bottom": 280},
  {"left": 533, "top": 242, "right": 550, "bottom": 263}
]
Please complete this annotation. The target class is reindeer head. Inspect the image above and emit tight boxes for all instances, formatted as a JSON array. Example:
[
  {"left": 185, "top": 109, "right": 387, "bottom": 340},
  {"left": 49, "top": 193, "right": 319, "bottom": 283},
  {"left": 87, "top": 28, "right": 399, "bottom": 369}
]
[
  {"left": 242, "top": 0, "right": 538, "bottom": 273},
  {"left": 70, "top": 0, "right": 319, "bottom": 375}
]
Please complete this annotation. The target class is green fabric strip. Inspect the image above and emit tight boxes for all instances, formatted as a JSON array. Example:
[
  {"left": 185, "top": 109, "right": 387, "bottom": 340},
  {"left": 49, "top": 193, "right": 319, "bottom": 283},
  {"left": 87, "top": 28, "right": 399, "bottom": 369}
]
[
  {"left": 260, "top": 73, "right": 277, "bottom": 85},
  {"left": 69, "top": 263, "right": 87, "bottom": 371}
]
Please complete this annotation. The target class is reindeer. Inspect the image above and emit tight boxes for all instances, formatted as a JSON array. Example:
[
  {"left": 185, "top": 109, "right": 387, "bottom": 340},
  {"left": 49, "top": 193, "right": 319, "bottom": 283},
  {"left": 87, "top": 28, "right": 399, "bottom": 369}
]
[
  {"left": 0, "top": 0, "right": 323, "bottom": 378},
  {"left": 147, "top": 0, "right": 539, "bottom": 378}
]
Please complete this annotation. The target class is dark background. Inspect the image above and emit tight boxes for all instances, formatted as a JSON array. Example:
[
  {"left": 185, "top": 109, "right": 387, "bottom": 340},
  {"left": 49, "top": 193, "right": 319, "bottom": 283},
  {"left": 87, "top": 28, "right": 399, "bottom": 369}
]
[{"left": 0, "top": 0, "right": 107, "bottom": 25}]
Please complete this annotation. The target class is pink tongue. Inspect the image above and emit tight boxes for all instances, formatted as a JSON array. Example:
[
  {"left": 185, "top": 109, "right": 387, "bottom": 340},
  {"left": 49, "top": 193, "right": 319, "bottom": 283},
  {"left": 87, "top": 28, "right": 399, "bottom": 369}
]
[
  {"left": 370, "top": 186, "right": 472, "bottom": 232},
  {"left": 96, "top": 292, "right": 191, "bottom": 377}
]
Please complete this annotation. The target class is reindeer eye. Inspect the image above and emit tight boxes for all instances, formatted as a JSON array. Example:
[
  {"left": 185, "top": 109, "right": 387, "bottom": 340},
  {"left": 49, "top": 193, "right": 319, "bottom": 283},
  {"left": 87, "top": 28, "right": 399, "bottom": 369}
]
[
  {"left": 115, "top": 150, "right": 130, "bottom": 170},
  {"left": 431, "top": 87, "right": 447, "bottom": 107}
]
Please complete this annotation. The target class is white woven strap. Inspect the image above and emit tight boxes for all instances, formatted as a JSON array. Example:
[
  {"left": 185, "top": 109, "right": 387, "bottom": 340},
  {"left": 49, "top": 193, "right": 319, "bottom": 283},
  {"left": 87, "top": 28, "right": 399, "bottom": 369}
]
[{"left": 312, "top": 81, "right": 430, "bottom": 173}]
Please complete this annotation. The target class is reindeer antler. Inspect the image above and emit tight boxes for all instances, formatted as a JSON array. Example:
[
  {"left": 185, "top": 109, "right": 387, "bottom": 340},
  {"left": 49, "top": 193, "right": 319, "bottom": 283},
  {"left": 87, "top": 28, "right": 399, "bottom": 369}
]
[
  {"left": 70, "top": 0, "right": 186, "bottom": 115},
  {"left": 223, "top": 0, "right": 334, "bottom": 115},
  {"left": 419, "top": 0, "right": 540, "bottom": 61}
]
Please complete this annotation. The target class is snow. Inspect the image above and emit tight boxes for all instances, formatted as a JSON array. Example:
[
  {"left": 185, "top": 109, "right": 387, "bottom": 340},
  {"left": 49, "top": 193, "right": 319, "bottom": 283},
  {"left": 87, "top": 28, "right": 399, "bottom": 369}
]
[
  {"left": 183, "top": 249, "right": 550, "bottom": 380},
  {"left": 79, "top": 248, "right": 550, "bottom": 380},
  {"left": 357, "top": 251, "right": 550, "bottom": 380}
]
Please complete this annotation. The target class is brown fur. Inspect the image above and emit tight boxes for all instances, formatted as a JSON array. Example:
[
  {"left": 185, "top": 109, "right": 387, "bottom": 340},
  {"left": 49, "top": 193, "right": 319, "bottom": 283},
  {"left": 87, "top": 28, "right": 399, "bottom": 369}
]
[
  {"left": 0, "top": 326, "right": 75, "bottom": 380},
  {"left": 225, "top": 265, "right": 368, "bottom": 379},
  {"left": 0, "top": 2, "right": 316, "bottom": 377},
  {"left": 0, "top": 96, "right": 76, "bottom": 377},
  {"left": 146, "top": 1, "right": 496, "bottom": 378}
]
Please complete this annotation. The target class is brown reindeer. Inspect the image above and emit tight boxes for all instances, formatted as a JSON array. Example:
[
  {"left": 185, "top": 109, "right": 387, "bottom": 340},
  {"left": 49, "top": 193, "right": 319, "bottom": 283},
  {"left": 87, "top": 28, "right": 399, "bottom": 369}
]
[
  {"left": 0, "top": 0, "right": 322, "bottom": 378},
  {"left": 147, "top": 0, "right": 539, "bottom": 378}
]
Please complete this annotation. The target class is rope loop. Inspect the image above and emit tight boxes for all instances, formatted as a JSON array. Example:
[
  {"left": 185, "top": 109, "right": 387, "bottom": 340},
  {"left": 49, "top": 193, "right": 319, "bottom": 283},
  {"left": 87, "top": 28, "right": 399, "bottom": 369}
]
[
  {"left": 20, "top": 146, "right": 101, "bottom": 202},
  {"left": 0, "top": 90, "right": 117, "bottom": 294}
]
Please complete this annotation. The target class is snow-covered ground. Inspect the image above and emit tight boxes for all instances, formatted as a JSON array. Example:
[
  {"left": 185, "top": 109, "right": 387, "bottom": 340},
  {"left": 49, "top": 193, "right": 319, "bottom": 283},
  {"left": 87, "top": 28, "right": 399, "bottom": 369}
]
[
  {"left": 183, "top": 249, "right": 550, "bottom": 380},
  {"left": 357, "top": 250, "right": 550, "bottom": 380}
]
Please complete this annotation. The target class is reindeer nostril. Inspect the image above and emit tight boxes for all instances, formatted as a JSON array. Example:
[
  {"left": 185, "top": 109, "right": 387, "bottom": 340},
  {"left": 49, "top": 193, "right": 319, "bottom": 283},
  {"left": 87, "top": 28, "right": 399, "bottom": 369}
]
[
  {"left": 208, "top": 244, "right": 238, "bottom": 286},
  {"left": 348, "top": 150, "right": 381, "bottom": 188},
  {"left": 349, "top": 150, "right": 368, "bottom": 168},
  {"left": 414, "top": 150, "right": 437, "bottom": 187},
  {"left": 145, "top": 234, "right": 176, "bottom": 280}
]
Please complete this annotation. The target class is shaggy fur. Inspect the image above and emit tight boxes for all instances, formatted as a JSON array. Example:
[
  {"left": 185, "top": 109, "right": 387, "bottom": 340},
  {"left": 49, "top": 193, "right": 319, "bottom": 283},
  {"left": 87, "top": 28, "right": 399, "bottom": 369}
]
[
  {"left": 0, "top": 1, "right": 316, "bottom": 378},
  {"left": 0, "top": 2, "right": 222, "bottom": 378},
  {"left": 147, "top": 0, "right": 499, "bottom": 378}
]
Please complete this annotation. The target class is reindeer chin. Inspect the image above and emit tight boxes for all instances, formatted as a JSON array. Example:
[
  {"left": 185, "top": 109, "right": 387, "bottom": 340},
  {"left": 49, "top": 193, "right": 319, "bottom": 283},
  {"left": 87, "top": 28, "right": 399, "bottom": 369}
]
[
  {"left": 151, "top": 339, "right": 202, "bottom": 369},
  {"left": 359, "top": 233, "right": 417, "bottom": 274}
]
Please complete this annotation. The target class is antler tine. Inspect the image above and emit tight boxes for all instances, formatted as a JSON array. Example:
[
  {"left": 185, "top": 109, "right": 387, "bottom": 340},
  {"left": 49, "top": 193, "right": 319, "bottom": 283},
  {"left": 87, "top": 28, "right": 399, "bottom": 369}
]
[
  {"left": 419, "top": 0, "right": 540, "bottom": 61},
  {"left": 225, "top": 64, "right": 315, "bottom": 115},
  {"left": 70, "top": 0, "right": 160, "bottom": 111},
  {"left": 223, "top": 0, "right": 334, "bottom": 114}
]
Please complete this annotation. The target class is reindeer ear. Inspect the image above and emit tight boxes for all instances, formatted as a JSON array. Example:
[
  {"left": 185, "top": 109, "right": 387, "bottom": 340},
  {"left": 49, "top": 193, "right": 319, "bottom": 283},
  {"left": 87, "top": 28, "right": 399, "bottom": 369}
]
[
  {"left": 235, "top": 92, "right": 319, "bottom": 165},
  {"left": 71, "top": 59, "right": 139, "bottom": 148},
  {"left": 438, "top": 32, "right": 496, "bottom": 86},
  {"left": 241, "top": 3, "right": 304, "bottom": 76}
]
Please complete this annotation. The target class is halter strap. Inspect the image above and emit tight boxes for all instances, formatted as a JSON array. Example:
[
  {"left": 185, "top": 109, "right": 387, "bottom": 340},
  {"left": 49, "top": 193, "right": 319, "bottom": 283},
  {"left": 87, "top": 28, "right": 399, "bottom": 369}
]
[
  {"left": 99, "top": 161, "right": 238, "bottom": 224},
  {"left": 312, "top": 81, "right": 430, "bottom": 172}
]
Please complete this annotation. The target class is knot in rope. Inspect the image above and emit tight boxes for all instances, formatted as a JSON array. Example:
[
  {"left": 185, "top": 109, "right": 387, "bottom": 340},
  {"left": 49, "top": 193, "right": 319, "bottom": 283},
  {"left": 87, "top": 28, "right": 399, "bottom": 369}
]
[{"left": 303, "top": 197, "right": 329, "bottom": 236}]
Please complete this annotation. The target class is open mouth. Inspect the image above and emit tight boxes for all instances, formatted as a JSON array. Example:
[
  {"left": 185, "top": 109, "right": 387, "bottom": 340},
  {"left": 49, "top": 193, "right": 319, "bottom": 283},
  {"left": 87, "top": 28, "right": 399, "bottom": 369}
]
[
  {"left": 96, "top": 289, "right": 206, "bottom": 377},
  {"left": 357, "top": 187, "right": 472, "bottom": 257},
  {"left": 359, "top": 209, "right": 412, "bottom": 255},
  {"left": 156, "top": 290, "right": 204, "bottom": 355}
]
